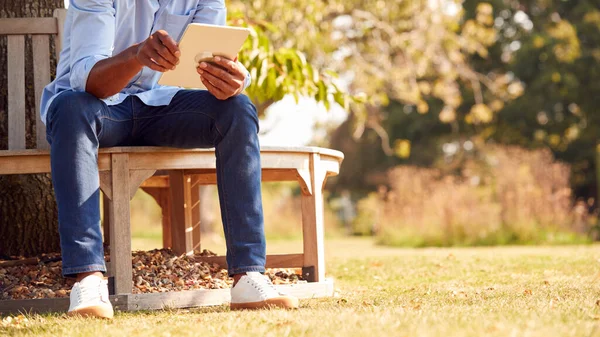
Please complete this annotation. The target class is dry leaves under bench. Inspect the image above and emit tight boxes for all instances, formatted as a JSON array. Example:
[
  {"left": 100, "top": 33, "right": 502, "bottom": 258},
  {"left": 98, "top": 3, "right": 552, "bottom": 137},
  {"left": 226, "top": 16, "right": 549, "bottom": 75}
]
[{"left": 1, "top": 249, "right": 304, "bottom": 300}]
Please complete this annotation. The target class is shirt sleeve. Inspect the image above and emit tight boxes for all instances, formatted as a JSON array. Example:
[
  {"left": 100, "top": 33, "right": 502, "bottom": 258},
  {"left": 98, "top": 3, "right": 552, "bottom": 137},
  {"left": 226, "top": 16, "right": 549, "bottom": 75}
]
[
  {"left": 68, "top": 0, "right": 116, "bottom": 92},
  {"left": 241, "top": 64, "right": 252, "bottom": 90}
]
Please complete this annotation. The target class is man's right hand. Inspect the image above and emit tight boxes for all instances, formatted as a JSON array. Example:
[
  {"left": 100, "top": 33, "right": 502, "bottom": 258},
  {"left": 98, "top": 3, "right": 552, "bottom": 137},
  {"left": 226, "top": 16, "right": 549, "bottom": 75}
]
[
  {"left": 85, "top": 30, "right": 181, "bottom": 98},
  {"left": 135, "top": 30, "right": 181, "bottom": 72}
]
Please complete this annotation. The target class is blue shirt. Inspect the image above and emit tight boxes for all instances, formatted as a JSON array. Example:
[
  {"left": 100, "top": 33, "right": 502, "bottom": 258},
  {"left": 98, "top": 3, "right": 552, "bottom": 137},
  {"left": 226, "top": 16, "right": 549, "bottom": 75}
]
[{"left": 41, "top": 0, "right": 249, "bottom": 124}]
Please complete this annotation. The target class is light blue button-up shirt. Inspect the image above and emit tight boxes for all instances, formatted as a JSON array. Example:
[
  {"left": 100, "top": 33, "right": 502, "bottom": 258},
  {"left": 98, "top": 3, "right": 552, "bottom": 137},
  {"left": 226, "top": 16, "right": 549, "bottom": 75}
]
[{"left": 41, "top": 0, "right": 249, "bottom": 124}]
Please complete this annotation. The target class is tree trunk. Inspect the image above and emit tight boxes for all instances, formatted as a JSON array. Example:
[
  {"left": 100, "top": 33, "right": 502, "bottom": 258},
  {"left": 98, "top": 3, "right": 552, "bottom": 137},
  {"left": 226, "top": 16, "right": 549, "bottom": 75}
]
[{"left": 0, "top": 0, "right": 64, "bottom": 257}]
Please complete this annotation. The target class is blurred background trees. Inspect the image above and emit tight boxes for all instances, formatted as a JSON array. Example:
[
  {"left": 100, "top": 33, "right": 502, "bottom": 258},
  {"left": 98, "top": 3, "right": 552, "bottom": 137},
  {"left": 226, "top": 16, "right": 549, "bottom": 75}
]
[{"left": 230, "top": 0, "right": 600, "bottom": 245}]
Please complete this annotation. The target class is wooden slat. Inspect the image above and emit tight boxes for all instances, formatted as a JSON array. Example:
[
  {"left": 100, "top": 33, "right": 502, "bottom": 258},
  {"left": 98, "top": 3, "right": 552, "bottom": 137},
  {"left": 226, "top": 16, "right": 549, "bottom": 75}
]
[
  {"left": 127, "top": 281, "right": 335, "bottom": 311},
  {"left": 0, "top": 295, "right": 129, "bottom": 315},
  {"left": 130, "top": 152, "right": 216, "bottom": 170},
  {"left": 129, "top": 289, "right": 230, "bottom": 311},
  {"left": 275, "top": 279, "right": 334, "bottom": 299},
  {"left": 140, "top": 169, "right": 309, "bottom": 190},
  {"left": 169, "top": 171, "right": 193, "bottom": 255},
  {"left": 0, "top": 18, "right": 58, "bottom": 35},
  {"left": 182, "top": 169, "right": 300, "bottom": 183},
  {"left": 301, "top": 154, "right": 327, "bottom": 282},
  {"left": 108, "top": 154, "right": 133, "bottom": 294},
  {"left": 0, "top": 149, "right": 49, "bottom": 156},
  {"left": 0, "top": 146, "right": 344, "bottom": 160},
  {"left": 0, "top": 155, "right": 49, "bottom": 174},
  {"left": 128, "top": 281, "right": 334, "bottom": 311},
  {"left": 0, "top": 153, "right": 104, "bottom": 175},
  {"left": 140, "top": 175, "right": 169, "bottom": 188},
  {"left": 98, "top": 145, "right": 344, "bottom": 157},
  {"left": 125, "top": 152, "right": 311, "bottom": 171},
  {"left": 53, "top": 9, "right": 68, "bottom": 61},
  {"left": 188, "top": 173, "right": 216, "bottom": 185},
  {"left": 0, "top": 281, "right": 334, "bottom": 314},
  {"left": 32, "top": 35, "right": 51, "bottom": 150},
  {"left": 190, "top": 175, "right": 201, "bottom": 252},
  {"left": 196, "top": 253, "right": 304, "bottom": 269},
  {"left": 7, "top": 35, "right": 26, "bottom": 150}
]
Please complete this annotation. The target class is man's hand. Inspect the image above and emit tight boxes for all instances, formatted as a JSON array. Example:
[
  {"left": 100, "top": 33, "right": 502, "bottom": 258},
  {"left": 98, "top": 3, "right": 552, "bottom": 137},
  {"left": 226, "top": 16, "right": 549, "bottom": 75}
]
[
  {"left": 135, "top": 30, "right": 181, "bottom": 72},
  {"left": 197, "top": 56, "right": 247, "bottom": 100}
]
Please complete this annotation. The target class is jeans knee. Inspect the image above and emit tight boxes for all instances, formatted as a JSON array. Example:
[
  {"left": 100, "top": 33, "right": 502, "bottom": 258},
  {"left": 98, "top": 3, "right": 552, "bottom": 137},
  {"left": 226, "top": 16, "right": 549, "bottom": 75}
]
[
  {"left": 47, "top": 91, "right": 104, "bottom": 137},
  {"left": 218, "top": 94, "right": 259, "bottom": 135}
]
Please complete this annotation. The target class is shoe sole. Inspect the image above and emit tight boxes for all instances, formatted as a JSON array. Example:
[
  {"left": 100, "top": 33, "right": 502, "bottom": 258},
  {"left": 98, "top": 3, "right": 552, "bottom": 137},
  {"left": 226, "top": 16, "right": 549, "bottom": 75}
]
[
  {"left": 230, "top": 296, "right": 299, "bottom": 310},
  {"left": 68, "top": 305, "right": 114, "bottom": 319}
]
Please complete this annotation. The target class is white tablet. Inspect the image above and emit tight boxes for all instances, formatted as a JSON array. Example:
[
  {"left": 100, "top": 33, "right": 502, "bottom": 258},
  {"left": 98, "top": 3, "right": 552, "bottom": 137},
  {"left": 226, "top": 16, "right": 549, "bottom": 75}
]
[{"left": 157, "top": 23, "right": 250, "bottom": 89}]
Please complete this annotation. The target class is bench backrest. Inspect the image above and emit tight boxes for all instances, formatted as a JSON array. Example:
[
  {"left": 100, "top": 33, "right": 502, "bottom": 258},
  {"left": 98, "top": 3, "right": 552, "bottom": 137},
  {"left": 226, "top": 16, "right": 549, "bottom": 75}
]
[{"left": 0, "top": 9, "right": 66, "bottom": 151}]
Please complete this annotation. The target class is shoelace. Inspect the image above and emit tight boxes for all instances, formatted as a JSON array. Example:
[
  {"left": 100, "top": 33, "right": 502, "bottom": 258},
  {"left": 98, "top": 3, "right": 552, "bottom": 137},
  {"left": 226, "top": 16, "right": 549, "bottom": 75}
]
[
  {"left": 247, "top": 275, "right": 279, "bottom": 296},
  {"left": 77, "top": 280, "right": 103, "bottom": 304}
]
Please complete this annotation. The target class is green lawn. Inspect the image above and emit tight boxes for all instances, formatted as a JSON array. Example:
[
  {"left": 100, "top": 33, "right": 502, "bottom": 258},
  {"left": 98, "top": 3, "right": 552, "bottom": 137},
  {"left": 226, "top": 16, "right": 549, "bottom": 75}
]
[{"left": 2, "top": 238, "right": 600, "bottom": 337}]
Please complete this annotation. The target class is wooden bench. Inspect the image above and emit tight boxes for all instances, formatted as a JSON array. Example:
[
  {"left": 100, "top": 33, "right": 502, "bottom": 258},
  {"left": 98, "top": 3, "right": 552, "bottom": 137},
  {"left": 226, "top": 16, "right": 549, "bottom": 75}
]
[{"left": 0, "top": 9, "right": 344, "bottom": 314}]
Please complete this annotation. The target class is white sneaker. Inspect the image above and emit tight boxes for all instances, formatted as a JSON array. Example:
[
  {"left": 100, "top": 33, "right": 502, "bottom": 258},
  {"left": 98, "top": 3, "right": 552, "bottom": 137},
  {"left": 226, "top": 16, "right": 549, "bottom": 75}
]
[
  {"left": 67, "top": 275, "right": 114, "bottom": 319},
  {"left": 230, "top": 272, "right": 299, "bottom": 310}
]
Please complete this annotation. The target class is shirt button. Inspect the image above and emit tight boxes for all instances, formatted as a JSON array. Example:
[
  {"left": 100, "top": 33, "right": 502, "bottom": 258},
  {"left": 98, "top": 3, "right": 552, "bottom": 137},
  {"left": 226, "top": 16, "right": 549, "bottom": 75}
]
[{"left": 136, "top": 81, "right": 142, "bottom": 85}]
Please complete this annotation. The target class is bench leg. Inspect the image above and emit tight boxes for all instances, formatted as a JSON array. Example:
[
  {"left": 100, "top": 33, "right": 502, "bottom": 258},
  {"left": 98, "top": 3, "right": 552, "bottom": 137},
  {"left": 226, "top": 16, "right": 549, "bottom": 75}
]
[
  {"left": 300, "top": 153, "right": 327, "bottom": 282},
  {"left": 108, "top": 153, "right": 133, "bottom": 294},
  {"left": 169, "top": 171, "right": 201, "bottom": 255},
  {"left": 142, "top": 187, "right": 173, "bottom": 249}
]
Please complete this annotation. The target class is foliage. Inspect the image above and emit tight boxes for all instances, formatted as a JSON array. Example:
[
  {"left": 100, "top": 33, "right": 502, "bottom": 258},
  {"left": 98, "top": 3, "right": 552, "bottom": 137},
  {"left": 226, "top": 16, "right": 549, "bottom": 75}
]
[
  {"left": 327, "top": 0, "right": 600, "bottom": 205},
  {"left": 461, "top": 0, "right": 600, "bottom": 196},
  {"left": 354, "top": 145, "right": 594, "bottom": 247},
  {"left": 232, "top": 0, "right": 521, "bottom": 151},
  {"left": 228, "top": 12, "right": 353, "bottom": 115},
  {"left": 349, "top": 193, "right": 380, "bottom": 236}
]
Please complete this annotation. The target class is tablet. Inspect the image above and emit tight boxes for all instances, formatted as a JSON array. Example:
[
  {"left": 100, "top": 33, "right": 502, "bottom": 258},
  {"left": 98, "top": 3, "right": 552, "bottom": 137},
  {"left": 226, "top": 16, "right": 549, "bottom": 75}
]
[{"left": 157, "top": 23, "right": 250, "bottom": 89}]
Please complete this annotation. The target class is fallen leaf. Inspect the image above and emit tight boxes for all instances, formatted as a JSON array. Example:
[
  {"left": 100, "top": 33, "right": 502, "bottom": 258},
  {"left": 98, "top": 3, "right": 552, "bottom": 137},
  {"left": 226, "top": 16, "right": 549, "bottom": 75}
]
[{"left": 370, "top": 261, "right": 383, "bottom": 267}]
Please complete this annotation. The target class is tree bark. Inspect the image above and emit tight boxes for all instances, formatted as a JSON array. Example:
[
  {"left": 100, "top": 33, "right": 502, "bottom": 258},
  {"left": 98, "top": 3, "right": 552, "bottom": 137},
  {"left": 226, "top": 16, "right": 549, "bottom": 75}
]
[{"left": 0, "top": 0, "right": 64, "bottom": 257}]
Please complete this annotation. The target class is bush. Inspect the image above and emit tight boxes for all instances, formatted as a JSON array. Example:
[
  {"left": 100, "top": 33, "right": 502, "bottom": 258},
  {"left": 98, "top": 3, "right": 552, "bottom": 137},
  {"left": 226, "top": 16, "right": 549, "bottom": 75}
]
[
  {"left": 350, "top": 193, "right": 380, "bottom": 236},
  {"left": 368, "top": 145, "right": 593, "bottom": 247}
]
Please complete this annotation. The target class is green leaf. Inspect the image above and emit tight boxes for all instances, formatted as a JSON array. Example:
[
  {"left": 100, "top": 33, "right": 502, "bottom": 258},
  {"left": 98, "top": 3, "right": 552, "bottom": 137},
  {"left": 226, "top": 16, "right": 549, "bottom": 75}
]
[{"left": 324, "top": 69, "right": 339, "bottom": 78}]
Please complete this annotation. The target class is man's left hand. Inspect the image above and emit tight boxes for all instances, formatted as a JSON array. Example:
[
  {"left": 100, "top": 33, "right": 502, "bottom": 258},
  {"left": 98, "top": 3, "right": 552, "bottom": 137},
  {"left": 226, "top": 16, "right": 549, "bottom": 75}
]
[{"left": 197, "top": 56, "right": 247, "bottom": 100}]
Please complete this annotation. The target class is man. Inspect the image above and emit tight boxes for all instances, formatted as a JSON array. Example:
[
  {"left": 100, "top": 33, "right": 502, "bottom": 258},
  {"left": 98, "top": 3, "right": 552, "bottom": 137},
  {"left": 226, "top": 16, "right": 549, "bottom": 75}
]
[{"left": 41, "top": 0, "right": 298, "bottom": 319}]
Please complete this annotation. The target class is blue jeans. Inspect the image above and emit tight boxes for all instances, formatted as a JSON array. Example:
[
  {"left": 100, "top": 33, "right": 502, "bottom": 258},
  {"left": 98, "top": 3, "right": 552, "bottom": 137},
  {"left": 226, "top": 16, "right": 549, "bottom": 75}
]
[{"left": 46, "top": 90, "right": 266, "bottom": 277}]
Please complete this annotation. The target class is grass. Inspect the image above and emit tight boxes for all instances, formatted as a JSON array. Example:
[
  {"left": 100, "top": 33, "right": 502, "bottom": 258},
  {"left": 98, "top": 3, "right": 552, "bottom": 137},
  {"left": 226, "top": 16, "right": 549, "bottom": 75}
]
[{"left": 2, "top": 238, "right": 600, "bottom": 337}]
